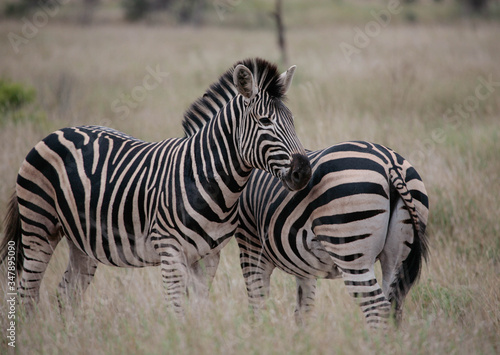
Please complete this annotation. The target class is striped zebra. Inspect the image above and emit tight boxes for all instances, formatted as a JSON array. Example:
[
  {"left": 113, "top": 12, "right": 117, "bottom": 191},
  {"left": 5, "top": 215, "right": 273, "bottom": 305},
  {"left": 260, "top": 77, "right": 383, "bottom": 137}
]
[
  {"left": 236, "top": 141, "right": 429, "bottom": 328},
  {"left": 0, "top": 58, "right": 312, "bottom": 316}
]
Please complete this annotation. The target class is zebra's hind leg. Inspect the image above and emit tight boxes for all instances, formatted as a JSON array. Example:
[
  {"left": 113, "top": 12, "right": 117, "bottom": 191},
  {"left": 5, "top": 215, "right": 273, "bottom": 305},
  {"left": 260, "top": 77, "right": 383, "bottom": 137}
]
[
  {"left": 294, "top": 277, "right": 317, "bottom": 325},
  {"left": 57, "top": 239, "right": 98, "bottom": 312},
  {"left": 16, "top": 202, "right": 62, "bottom": 317},
  {"left": 379, "top": 197, "right": 423, "bottom": 327},
  {"left": 342, "top": 267, "right": 391, "bottom": 329}
]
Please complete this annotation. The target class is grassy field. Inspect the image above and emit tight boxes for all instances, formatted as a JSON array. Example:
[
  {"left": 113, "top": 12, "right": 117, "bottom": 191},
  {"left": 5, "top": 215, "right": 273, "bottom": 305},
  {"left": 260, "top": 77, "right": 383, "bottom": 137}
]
[{"left": 0, "top": 10, "right": 499, "bottom": 355}]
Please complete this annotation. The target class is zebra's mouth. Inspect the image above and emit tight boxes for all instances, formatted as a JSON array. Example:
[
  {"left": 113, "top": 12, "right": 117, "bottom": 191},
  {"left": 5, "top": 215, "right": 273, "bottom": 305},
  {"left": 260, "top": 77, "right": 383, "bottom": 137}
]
[{"left": 280, "top": 153, "right": 311, "bottom": 191}]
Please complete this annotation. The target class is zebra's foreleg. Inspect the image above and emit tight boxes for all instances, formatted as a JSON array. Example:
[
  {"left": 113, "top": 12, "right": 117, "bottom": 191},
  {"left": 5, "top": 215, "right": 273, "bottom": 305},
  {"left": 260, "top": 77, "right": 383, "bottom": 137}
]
[
  {"left": 57, "top": 239, "right": 98, "bottom": 312},
  {"left": 342, "top": 267, "right": 391, "bottom": 329},
  {"left": 236, "top": 224, "right": 275, "bottom": 316},
  {"left": 157, "top": 242, "right": 189, "bottom": 318},
  {"left": 240, "top": 253, "right": 274, "bottom": 316},
  {"left": 294, "top": 277, "right": 317, "bottom": 325}
]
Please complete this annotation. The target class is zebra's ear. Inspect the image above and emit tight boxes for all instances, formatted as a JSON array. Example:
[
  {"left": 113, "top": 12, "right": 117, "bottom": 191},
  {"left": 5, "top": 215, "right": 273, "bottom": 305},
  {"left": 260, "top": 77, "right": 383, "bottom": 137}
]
[
  {"left": 279, "top": 65, "right": 297, "bottom": 96},
  {"left": 233, "top": 64, "right": 258, "bottom": 100}
]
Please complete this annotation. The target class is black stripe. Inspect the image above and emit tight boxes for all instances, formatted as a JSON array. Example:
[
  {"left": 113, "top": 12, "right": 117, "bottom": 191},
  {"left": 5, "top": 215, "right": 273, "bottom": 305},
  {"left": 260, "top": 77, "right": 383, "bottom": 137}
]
[
  {"left": 327, "top": 251, "right": 363, "bottom": 262},
  {"left": 316, "top": 233, "right": 371, "bottom": 245},
  {"left": 312, "top": 209, "right": 386, "bottom": 228},
  {"left": 351, "top": 288, "right": 383, "bottom": 298},
  {"left": 344, "top": 279, "right": 377, "bottom": 286}
]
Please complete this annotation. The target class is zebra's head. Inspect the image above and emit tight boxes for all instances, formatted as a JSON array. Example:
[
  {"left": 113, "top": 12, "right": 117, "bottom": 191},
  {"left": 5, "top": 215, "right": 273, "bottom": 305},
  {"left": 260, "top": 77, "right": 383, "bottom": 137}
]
[{"left": 233, "top": 62, "right": 311, "bottom": 191}]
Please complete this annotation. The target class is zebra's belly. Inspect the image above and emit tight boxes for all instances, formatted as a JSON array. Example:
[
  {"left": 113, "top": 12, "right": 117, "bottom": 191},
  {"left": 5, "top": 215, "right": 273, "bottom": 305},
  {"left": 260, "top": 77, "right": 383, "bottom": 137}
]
[
  {"left": 61, "top": 220, "right": 161, "bottom": 268},
  {"left": 59, "top": 207, "right": 237, "bottom": 268},
  {"left": 267, "top": 247, "right": 342, "bottom": 279},
  {"left": 262, "top": 226, "right": 342, "bottom": 279},
  {"left": 160, "top": 220, "right": 237, "bottom": 263}
]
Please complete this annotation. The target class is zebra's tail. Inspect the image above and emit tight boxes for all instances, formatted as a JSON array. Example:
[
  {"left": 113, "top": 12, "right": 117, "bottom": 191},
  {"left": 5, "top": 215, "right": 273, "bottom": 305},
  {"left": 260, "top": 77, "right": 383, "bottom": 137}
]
[
  {"left": 387, "top": 165, "right": 429, "bottom": 324},
  {"left": 0, "top": 193, "right": 23, "bottom": 275}
]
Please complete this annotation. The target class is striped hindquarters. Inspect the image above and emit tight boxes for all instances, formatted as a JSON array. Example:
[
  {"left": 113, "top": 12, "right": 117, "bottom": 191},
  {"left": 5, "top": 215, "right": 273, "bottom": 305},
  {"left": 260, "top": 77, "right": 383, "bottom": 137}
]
[{"left": 237, "top": 141, "right": 429, "bottom": 328}]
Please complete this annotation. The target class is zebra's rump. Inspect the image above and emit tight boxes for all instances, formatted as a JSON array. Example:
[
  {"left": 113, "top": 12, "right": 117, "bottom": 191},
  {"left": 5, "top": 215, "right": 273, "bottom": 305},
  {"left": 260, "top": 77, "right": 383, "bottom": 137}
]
[{"left": 239, "top": 141, "right": 425, "bottom": 279}]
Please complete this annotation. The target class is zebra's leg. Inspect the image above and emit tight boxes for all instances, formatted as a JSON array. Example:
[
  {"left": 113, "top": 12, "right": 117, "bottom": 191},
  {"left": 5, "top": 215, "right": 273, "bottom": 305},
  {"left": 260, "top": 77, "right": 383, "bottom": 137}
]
[
  {"left": 18, "top": 234, "right": 62, "bottom": 315},
  {"left": 16, "top": 199, "right": 62, "bottom": 316},
  {"left": 342, "top": 267, "right": 391, "bottom": 329},
  {"left": 57, "top": 239, "right": 98, "bottom": 312},
  {"left": 155, "top": 239, "right": 189, "bottom": 317},
  {"left": 239, "top": 247, "right": 275, "bottom": 315},
  {"left": 294, "top": 277, "right": 317, "bottom": 325},
  {"left": 190, "top": 251, "right": 221, "bottom": 299},
  {"left": 379, "top": 198, "right": 416, "bottom": 326},
  {"left": 247, "top": 262, "right": 274, "bottom": 315},
  {"left": 236, "top": 219, "right": 275, "bottom": 316}
]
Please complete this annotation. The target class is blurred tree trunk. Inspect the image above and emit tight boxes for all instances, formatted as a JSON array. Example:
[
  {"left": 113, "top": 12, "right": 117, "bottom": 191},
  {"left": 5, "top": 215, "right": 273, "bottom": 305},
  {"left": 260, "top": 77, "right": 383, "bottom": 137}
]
[
  {"left": 273, "top": 0, "right": 288, "bottom": 66},
  {"left": 81, "top": 0, "right": 100, "bottom": 25},
  {"left": 178, "top": 0, "right": 206, "bottom": 26},
  {"left": 153, "top": 0, "right": 173, "bottom": 10},
  {"left": 461, "top": 0, "right": 490, "bottom": 13},
  {"left": 469, "top": 0, "right": 489, "bottom": 12}
]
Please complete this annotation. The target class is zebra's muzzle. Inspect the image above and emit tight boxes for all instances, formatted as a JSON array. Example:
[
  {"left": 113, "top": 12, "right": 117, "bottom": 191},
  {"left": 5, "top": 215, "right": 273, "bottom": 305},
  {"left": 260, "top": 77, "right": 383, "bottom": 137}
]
[{"left": 281, "top": 153, "right": 311, "bottom": 191}]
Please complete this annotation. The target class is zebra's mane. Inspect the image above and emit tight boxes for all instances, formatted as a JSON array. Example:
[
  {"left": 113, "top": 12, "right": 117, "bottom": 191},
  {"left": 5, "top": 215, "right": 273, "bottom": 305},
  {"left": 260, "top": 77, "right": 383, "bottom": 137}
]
[{"left": 182, "top": 58, "right": 286, "bottom": 137}]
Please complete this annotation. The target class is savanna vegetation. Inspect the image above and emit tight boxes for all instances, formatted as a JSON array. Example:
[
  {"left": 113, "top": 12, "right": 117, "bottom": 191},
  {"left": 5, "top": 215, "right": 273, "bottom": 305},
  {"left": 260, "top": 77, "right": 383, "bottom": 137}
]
[{"left": 0, "top": 1, "right": 499, "bottom": 354}]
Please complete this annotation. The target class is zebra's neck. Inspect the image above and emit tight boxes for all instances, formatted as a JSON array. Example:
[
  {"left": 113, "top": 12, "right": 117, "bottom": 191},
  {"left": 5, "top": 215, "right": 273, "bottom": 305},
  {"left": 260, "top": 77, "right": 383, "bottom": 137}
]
[{"left": 184, "top": 95, "right": 252, "bottom": 214}]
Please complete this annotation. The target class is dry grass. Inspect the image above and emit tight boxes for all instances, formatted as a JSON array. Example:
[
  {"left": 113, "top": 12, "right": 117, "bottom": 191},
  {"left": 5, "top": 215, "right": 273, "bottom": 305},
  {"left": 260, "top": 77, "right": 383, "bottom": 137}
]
[{"left": 0, "top": 18, "right": 499, "bottom": 354}]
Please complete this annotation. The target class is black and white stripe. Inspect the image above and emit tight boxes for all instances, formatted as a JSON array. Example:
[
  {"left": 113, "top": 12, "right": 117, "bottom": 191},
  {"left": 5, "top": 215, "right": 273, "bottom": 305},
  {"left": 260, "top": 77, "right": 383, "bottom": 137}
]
[
  {"left": 236, "top": 141, "right": 429, "bottom": 328},
  {"left": 0, "top": 58, "right": 311, "bottom": 316}
]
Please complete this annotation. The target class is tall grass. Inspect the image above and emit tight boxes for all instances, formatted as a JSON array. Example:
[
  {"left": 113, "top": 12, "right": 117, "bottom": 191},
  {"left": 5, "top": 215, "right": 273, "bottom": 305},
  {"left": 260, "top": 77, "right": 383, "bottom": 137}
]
[{"left": 0, "top": 18, "right": 499, "bottom": 354}]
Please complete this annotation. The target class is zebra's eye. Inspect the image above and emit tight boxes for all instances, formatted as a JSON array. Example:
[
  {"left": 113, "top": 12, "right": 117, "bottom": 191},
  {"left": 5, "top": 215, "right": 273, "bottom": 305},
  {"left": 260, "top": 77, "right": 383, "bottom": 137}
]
[{"left": 259, "top": 117, "right": 273, "bottom": 126}]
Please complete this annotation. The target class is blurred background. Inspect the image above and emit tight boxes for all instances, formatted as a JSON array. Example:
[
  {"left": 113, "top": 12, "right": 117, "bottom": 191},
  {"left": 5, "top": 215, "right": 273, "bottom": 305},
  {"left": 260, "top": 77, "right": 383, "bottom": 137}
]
[
  {"left": 3, "top": 0, "right": 500, "bottom": 26},
  {"left": 0, "top": 1, "right": 499, "bottom": 354}
]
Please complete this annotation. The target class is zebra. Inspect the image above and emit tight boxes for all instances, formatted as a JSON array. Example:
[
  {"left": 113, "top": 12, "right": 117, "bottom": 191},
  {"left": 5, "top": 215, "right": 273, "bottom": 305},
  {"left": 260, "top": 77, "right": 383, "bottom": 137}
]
[
  {"left": 0, "top": 58, "right": 312, "bottom": 317},
  {"left": 236, "top": 141, "right": 429, "bottom": 328}
]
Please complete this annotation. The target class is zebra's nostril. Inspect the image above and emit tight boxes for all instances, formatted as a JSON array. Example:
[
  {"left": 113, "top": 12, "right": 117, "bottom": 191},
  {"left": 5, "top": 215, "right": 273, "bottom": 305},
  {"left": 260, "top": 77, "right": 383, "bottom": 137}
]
[{"left": 282, "top": 153, "right": 311, "bottom": 191}]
